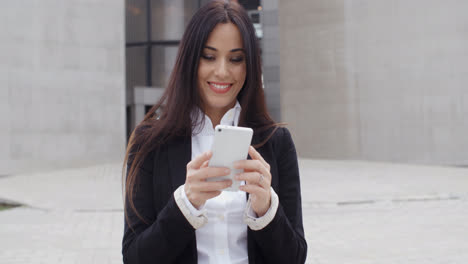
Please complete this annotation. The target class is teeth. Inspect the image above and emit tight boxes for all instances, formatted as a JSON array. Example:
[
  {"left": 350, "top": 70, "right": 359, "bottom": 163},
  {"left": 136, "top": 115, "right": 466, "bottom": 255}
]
[{"left": 211, "top": 83, "right": 230, "bottom": 89}]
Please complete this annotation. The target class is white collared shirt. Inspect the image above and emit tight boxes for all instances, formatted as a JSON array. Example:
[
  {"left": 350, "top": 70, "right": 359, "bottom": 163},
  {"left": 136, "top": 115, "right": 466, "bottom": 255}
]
[{"left": 173, "top": 101, "right": 279, "bottom": 264}]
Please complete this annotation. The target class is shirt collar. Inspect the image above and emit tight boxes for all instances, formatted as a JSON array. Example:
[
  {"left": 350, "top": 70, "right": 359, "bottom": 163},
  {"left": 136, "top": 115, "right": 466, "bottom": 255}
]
[{"left": 193, "top": 101, "right": 242, "bottom": 136}]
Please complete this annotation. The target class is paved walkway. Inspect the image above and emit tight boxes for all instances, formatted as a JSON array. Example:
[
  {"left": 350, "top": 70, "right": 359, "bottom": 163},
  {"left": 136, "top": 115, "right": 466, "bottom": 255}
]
[{"left": 0, "top": 160, "right": 467, "bottom": 263}]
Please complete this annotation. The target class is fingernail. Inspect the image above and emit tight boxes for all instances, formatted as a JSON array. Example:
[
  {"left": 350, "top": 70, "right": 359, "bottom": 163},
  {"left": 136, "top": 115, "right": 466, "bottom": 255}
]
[{"left": 224, "top": 168, "right": 230, "bottom": 174}]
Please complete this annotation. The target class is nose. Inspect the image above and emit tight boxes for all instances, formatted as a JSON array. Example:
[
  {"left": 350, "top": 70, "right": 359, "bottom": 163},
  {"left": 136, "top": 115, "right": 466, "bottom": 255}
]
[{"left": 214, "top": 58, "right": 229, "bottom": 79}]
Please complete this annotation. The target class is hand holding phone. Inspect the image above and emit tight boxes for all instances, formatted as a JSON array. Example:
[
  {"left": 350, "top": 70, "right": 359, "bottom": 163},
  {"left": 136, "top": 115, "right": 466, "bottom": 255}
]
[{"left": 184, "top": 151, "right": 233, "bottom": 209}]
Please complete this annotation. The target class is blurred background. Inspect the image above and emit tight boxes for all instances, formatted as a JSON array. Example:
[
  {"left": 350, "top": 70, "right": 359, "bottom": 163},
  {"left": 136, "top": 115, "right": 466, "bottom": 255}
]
[
  {"left": 1, "top": 0, "right": 467, "bottom": 263},
  {"left": 1, "top": 0, "right": 467, "bottom": 176}
]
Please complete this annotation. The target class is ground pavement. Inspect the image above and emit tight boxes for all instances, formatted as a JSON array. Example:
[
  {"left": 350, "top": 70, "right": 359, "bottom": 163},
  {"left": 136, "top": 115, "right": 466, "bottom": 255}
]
[{"left": 0, "top": 159, "right": 467, "bottom": 263}]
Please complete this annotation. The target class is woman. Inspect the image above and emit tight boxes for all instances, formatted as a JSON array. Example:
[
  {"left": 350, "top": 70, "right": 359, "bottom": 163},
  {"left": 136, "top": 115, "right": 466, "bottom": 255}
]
[{"left": 122, "top": 1, "right": 307, "bottom": 263}]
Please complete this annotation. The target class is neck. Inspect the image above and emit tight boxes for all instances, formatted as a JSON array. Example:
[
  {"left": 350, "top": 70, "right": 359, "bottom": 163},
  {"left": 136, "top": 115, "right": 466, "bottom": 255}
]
[
  {"left": 205, "top": 109, "right": 226, "bottom": 129},
  {"left": 204, "top": 102, "right": 236, "bottom": 129}
]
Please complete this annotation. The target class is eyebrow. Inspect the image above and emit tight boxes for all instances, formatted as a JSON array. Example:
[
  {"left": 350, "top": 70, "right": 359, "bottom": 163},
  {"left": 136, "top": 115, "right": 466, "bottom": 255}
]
[{"left": 204, "top": 46, "right": 244, "bottom": 53}]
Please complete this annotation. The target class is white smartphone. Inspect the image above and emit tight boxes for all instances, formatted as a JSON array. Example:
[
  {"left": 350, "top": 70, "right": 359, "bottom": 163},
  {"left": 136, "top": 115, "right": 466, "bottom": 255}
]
[{"left": 207, "top": 125, "right": 253, "bottom": 192}]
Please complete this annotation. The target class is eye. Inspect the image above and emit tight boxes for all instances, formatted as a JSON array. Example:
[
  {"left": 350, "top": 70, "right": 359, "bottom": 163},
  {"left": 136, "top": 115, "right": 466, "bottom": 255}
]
[
  {"left": 201, "top": 54, "right": 215, "bottom": 61},
  {"left": 231, "top": 56, "right": 244, "bottom": 63}
]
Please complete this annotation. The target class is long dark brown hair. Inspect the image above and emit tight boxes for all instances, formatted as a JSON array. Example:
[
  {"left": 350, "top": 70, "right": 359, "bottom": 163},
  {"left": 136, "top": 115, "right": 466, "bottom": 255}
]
[{"left": 124, "top": 0, "right": 280, "bottom": 224}]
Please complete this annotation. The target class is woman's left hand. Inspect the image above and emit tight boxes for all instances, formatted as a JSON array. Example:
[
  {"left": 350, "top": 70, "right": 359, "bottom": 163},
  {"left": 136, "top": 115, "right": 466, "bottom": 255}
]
[{"left": 234, "top": 146, "right": 272, "bottom": 217}]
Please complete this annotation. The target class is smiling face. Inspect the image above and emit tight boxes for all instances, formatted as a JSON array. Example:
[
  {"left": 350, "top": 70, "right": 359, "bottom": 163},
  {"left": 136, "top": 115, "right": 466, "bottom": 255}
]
[{"left": 197, "top": 22, "right": 246, "bottom": 122}]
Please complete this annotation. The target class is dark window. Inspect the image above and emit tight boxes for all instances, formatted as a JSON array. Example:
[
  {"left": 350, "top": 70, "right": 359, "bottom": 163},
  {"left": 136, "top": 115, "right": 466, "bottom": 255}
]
[
  {"left": 125, "top": 0, "right": 200, "bottom": 91},
  {"left": 126, "top": 106, "right": 132, "bottom": 140},
  {"left": 250, "top": 12, "right": 260, "bottom": 24},
  {"left": 126, "top": 0, "right": 148, "bottom": 43},
  {"left": 145, "top": 105, "right": 153, "bottom": 115},
  {"left": 238, "top": 0, "right": 260, "bottom": 10}
]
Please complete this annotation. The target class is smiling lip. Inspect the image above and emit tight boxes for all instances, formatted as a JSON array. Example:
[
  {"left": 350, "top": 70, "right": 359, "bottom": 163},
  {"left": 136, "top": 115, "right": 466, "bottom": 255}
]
[{"left": 208, "top": 82, "right": 232, "bottom": 94}]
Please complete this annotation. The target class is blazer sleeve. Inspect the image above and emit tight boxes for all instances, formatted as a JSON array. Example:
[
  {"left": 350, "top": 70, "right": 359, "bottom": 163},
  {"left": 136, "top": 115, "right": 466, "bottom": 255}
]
[
  {"left": 122, "top": 147, "right": 195, "bottom": 264},
  {"left": 251, "top": 127, "right": 308, "bottom": 263}
]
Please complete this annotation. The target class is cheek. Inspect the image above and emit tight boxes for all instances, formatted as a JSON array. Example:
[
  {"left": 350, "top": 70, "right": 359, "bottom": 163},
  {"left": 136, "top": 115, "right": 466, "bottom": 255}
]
[
  {"left": 234, "top": 65, "right": 247, "bottom": 83},
  {"left": 197, "top": 62, "right": 210, "bottom": 83}
]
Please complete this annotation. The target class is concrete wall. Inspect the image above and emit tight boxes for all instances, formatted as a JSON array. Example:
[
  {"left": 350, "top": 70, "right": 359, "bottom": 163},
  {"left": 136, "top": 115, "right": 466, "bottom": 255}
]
[
  {"left": 280, "top": 0, "right": 468, "bottom": 165},
  {"left": 262, "top": 0, "right": 281, "bottom": 122},
  {"left": 0, "top": 1, "right": 126, "bottom": 174}
]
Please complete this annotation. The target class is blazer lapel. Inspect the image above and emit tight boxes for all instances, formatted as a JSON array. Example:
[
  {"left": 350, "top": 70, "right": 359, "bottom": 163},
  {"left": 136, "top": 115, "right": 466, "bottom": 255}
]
[{"left": 168, "top": 136, "right": 192, "bottom": 191}]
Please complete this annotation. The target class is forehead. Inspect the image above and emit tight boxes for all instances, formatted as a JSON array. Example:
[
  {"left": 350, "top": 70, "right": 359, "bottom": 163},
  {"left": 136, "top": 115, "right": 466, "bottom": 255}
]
[{"left": 204, "top": 22, "right": 244, "bottom": 50}]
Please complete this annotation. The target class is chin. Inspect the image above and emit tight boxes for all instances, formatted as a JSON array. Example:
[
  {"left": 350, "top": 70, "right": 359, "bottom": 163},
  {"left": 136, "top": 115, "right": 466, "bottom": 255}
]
[{"left": 206, "top": 97, "right": 236, "bottom": 110}]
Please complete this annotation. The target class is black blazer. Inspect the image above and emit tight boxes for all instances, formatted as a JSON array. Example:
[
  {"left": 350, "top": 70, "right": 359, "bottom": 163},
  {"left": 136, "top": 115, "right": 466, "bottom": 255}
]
[{"left": 122, "top": 127, "right": 307, "bottom": 263}]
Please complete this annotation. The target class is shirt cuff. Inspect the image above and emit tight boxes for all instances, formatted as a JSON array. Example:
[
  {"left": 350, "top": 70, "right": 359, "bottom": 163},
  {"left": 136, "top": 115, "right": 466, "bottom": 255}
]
[
  {"left": 180, "top": 184, "right": 205, "bottom": 216},
  {"left": 243, "top": 187, "right": 279, "bottom": 231},
  {"left": 174, "top": 185, "right": 208, "bottom": 229}
]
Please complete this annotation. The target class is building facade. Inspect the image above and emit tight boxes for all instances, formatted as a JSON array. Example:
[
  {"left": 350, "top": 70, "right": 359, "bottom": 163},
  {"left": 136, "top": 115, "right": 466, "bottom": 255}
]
[
  {"left": 2, "top": 0, "right": 466, "bottom": 175},
  {"left": 280, "top": 0, "right": 468, "bottom": 165},
  {"left": 0, "top": 0, "right": 126, "bottom": 175}
]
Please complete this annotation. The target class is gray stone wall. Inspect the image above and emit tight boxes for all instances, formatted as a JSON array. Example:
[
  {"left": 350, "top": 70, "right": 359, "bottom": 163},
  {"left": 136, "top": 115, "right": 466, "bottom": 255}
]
[
  {"left": 0, "top": 1, "right": 126, "bottom": 174},
  {"left": 262, "top": 0, "right": 281, "bottom": 122},
  {"left": 280, "top": 0, "right": 468, "bottom": 165}
]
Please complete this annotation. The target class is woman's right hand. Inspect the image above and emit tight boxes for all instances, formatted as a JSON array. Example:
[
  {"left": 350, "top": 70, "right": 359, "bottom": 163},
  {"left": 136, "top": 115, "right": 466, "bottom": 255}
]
[{"left": 184, "top": 151, "right": 232, "bottom": 209}]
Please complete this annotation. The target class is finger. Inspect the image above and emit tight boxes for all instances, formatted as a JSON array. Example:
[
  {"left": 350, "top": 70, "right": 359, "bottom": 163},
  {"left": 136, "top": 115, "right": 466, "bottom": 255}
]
[
  {"left": 193, "top": 167, "right": 230, "bottom": 180},
  {"left": 235, "top": 172, "right": 270, "bottom": 188},
  {"left": 187, "top": 151, "right": 212, "bottom": 170},
  {"left": 233, "top": 160, "right": 270, "bottom": 180},
  {"left": 191, "top": 179, "right": 233, "bottom": 192},
  {"left": 200, "top": 160, "right": 209, "bottom": 169},
  {"left": 239, "top": 183, "right": 267, "bottom": 197},
  {"left": 249, "top": 146, "right": 269, "bottom": 169}
]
